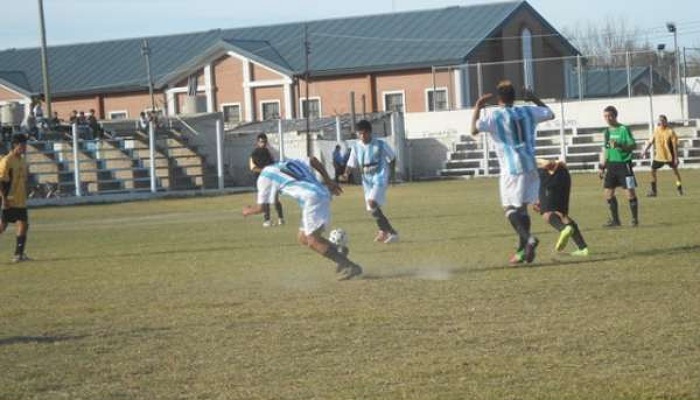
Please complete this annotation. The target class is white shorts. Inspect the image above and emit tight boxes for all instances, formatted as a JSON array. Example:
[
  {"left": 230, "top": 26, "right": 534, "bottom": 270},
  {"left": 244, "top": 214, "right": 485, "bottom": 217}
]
[
  {"left": 499, "top": 170, "right": 540, "bottom": 208},
  {"left": 299, "top": 196, "right": 331, "bottom": 236},
  {"left": 363, "top": 182, "right": 387, "bottom": 211}
]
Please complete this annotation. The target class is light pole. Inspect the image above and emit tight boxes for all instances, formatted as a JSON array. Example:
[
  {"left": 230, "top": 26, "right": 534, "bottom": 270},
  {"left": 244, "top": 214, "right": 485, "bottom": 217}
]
[
  {"left": 667, "top": 22, "right": 684, "bottom": 120},
  {"left": 37, "top": 0, "right": 52, "bottom": 119}
]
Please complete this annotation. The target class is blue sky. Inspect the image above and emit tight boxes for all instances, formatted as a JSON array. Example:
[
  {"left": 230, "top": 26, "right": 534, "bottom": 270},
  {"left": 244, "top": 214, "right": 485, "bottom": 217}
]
[{"left": 2, "top": 0, "right": 699, "bottom": 52}]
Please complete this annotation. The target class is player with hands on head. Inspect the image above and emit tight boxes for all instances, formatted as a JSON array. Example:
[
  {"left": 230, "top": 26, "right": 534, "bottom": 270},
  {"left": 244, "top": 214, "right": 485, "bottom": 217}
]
[{"left": 471, "top": 81, "right": 555, "bottom": 265}]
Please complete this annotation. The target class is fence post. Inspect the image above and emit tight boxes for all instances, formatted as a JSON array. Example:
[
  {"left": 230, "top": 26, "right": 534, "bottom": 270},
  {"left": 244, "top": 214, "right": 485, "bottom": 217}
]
[
  {"left": 482, "top": 134, "right": 489, "bottom": 176},
  {"left": 477, "top": 62, "right": 483, "bottom": 97},
  {"left": 149, "top": 120, "right": 157, "bottom": 193},
  {"left": 277, "top": 118, "right": 286, "bottom": 161},
  {"left": 626, "top": 51, "right": 632, "bottom": 98},
  {"left": 71, "top": 123, "right": 82, "bottom": 197},
  {"left": 576, "top": 55, "right": 583, "bottom": 101},
  {"left": 216, "top": 117, "right": 224, "bottom": 190},
  {"left": 335, "top": 115, "right": 341, "bottom": 144},
  {"left": 559, "top": 98, "right": 566, "bottom": 162}
]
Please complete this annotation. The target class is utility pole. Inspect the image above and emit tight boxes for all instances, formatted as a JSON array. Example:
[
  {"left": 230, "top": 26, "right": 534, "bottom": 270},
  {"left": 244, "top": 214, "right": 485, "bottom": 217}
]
[
  {"left": 667, "top": 22, "right": 684, "bottom": 121},
  {"left": 141, "top": 39, "right": 156, "bottom": 112},
  {"left": 304, "top": 24, "right": 311, "bottom": 157},
  {"left": 37, "top": 0, "right": 52, "bottom": 119}
]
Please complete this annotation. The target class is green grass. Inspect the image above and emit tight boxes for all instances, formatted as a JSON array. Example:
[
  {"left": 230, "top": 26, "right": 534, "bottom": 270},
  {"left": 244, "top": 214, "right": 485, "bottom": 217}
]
[{"left": 1, "top": 170, "right": 699, "bottom": 399}]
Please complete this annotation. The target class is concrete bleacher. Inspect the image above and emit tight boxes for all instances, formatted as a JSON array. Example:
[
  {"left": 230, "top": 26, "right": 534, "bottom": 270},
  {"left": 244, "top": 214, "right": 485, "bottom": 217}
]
[
  {"left": 24, "top": 123, "right": 216, "bottom": 196},
  {"left": 440, "top": 120, "right": 700, "bottom": 177}
]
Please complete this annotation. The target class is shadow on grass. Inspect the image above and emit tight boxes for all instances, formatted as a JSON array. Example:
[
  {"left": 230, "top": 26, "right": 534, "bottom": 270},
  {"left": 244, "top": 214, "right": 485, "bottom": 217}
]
[
  {"left": 35, "top": 242, "right": 300, "bottom": 262},
  {"left": 0, "top": 334, "right": 88, "bottom": 346},
  {"left": 362, "top": 243, "right": 700, "bottom": 280}
]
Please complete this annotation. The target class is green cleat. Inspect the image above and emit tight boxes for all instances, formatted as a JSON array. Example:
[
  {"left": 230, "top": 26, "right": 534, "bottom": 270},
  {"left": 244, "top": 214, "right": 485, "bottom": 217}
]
[
  {"left": 571, "top": 248, "right": 589, "bottom": 257},
  {"left": 555, "top": 225, "right": 574, "bottom": 252}
]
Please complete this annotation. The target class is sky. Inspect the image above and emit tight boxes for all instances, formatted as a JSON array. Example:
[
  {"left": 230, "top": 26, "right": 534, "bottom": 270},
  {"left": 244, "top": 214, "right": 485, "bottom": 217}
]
[{"left": 2, "top": 0, "right": 700, "bottom": 54}]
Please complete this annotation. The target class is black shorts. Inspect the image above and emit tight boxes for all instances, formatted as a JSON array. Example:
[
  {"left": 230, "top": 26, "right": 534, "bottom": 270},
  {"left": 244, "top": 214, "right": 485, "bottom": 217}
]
[
  {"left": 651, "top": 160, "right": 675, "bottom": 170},
  {"left": 1, "top": 208, "right": 28, "bottom": 224},
  {"left": 604, "top": 162, "right": 636, "bottom": 189},
  {"left": 539, "top": 167, "right": 571, "bottom": 214}
]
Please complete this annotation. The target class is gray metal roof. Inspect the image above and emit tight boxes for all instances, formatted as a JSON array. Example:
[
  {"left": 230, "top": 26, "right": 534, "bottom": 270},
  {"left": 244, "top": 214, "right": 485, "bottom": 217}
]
[
  {"left": 0, "top": 1, "right": 577, "bottom": 98},
  {"left": 580, "top": 67, "right": 670, "bottom": 97}
]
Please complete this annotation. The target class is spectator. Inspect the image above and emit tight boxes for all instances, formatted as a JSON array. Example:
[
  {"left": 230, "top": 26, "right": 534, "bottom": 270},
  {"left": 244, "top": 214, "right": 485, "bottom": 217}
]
[
  {"left": 138, "top": 112, "right": 149, "bottom": 132},
  {"left": 87, "top": 109, "right": 102, "bottom": 139},
  {"left": 332, "top": 144, "right": 346, "bottom": 183}
]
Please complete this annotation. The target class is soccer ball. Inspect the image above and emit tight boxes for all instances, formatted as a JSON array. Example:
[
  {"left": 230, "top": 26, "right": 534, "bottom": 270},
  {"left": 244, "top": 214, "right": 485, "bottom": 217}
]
[{"left": 329, "top": 228, "right": 348, "bottom": 247}]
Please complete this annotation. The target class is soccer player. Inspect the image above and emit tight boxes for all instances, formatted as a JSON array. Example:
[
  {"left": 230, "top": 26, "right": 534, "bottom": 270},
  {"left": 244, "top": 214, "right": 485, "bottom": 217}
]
[
  {"left": 535, "top": 158, "right": 589, "bottom": 257},
  {"left": 0, "top": 134, "right": 31, "bottom": 262},
  {"left": 471, "top": 81, "right": 555, "bottom": 264},
  {"left": 343, "top": 119, "right": 399, "bottom": 244},
  {"left": 641, "top": 114, "right": 683, "bottom": 197},
  {"left": 599, "top": 105, "right": 639, "bottom": 227},
  {"left": 249, "top": 133, "right": 284, "bottom": 227},
  {"left": 242, "top": 157, "right": 362, "bottom": 281}
]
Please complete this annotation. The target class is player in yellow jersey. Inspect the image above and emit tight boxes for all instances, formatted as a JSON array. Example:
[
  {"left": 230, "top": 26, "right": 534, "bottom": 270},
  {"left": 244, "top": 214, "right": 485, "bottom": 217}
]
[
  {"left": 0, "top": 134, "right": 31, "bottom": 262},
  {"left": 642, "top": 115, "right": 683, "bottom": 196}
]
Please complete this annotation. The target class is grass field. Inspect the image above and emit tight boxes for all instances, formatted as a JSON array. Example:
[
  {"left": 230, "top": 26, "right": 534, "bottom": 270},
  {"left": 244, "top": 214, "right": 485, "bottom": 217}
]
[{"left": 1, "top": 170, "right": 699, "bottom": 399}]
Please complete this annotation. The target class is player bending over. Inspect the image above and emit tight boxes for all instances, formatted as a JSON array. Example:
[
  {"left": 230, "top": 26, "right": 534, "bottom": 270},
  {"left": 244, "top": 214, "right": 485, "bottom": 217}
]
[
  {"left": 535, "top": 158, "right": 589, "bottom": 257},
  {"left": 243, "top": 157, "right": 362, "bottom": 280}
]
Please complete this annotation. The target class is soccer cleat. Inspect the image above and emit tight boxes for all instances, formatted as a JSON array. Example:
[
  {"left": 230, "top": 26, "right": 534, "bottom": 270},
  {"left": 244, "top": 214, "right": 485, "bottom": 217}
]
[
  {"left": 677, "top": 186, "right": 684, "bottom": 196},
  {"left": 337, "top": 262, "right": 363, "bottom": 281},
  {"left": 277, "top": 218, "right": 285, "bottom": 225},
  {"left": 11, "top": 254, "right": 31, "bottom": 263},
  {"left": 374, "top": 230, "right": 388, "bottom": 242},
  {"left": 262, "top": 220, "right": 273, "bottom": 228},
  {"left": 555, "top": 225, "right": 574, "bottom": 252},
  {"left": 645, "top": 190, "right": 657, "bottom": 197},
  {"left": 383, "top": 233, "right": 399, "bottom": 244},
  {"left": 631, "top": 219, "right": 639, "bottom": 227},
  {"left": 602, "top": 219, "right": 621, "bottom": 228},
  {"left": 509, "top": 250, "right": 525, "bottom": 265},
  {"left": 524, "top": 237, "right": 539, "bottom": 264},
  {"left": 571, "top": 248, "right": 589, "bottom": 257}
]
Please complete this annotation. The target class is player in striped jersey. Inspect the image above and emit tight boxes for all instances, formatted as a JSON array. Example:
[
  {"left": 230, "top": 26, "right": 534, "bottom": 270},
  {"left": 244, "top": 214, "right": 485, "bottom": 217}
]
[
  {"left": 471, "top": 80, "right": 555, "bottom": 264},
  {"left": 343, "top": 120, "right": 399, "bottom": 244},
  {"left": 242, "top": 157, "right": 362, "bottom": 280}
]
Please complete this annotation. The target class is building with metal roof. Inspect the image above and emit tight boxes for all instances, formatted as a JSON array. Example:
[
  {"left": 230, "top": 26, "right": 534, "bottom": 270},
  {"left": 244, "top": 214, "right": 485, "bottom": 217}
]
[{"left": 0, "top": 1, "right": 578, "bottom": 125}]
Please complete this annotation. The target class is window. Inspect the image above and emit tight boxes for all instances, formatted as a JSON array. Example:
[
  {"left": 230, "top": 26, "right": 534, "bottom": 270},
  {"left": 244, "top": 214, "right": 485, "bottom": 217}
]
[
  {"left": 383, "top": 91, "right": 405, "bottom": 113},
  {"left": 522, "top": 28, "right": 534, "bottom": 89},
  {"left": 221, "top": 103, "right": 241, "bottom": 124},
  {"left": 109, "top": 111, "right": 128, "bottom": 120},
  {"left": 426, "top": 88, "right": 448, "bottom": 111},
  {"left": 300, "top": 98, "right": 321, "bottom": 119},
  {"left": 260, "top": 101, "right": 280, "bottom": 121}
]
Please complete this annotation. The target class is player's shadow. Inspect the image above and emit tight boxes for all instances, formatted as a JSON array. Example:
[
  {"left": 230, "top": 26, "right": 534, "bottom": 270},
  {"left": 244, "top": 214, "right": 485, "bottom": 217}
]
[{"left": 0, "top": 334, "right": 87, "bottom": 347}]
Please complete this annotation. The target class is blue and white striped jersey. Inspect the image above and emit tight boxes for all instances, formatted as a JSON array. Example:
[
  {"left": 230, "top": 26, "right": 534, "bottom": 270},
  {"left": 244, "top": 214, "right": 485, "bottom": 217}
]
[
  {"left": 477, "top": 105, "right": 553, "bottom": 175},
  {"left": 257, "top": 158, "right": 330, "bottom": 205},
  {"left": 346, "top": 138, "right": 396, "bottom": 184}
]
